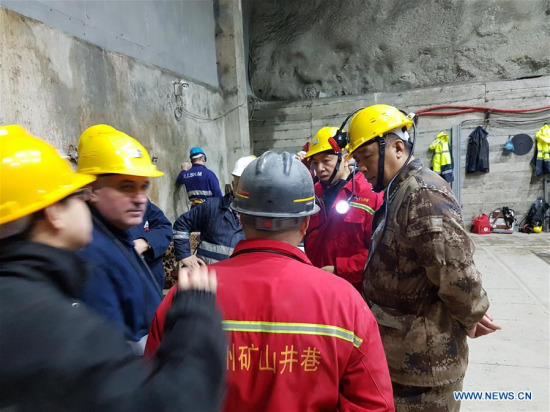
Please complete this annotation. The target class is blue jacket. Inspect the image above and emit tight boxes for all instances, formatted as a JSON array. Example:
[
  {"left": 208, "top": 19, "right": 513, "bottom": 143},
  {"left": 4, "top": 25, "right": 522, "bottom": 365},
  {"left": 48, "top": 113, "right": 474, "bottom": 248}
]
[
  {"left": 173, "top": 194, "right": 244, "bottom": 263},
  {"left": 175, "top": 164, "right": 223, "bottom": 203},
  {"left": 128, "top": 200, "right": 172, "bottom": 288},
  {"left": 77, "top": 207, "right": 162, "bottom": 342}
]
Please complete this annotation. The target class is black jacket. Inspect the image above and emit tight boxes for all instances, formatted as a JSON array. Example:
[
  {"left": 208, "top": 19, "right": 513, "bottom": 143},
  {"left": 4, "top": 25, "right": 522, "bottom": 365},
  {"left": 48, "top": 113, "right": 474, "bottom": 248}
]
[
  {"left": 466, "top": 126, "right": 490, "bottom": 173},
  {"left": 0, "top": 241, "right": 225, "bottom": 412}
]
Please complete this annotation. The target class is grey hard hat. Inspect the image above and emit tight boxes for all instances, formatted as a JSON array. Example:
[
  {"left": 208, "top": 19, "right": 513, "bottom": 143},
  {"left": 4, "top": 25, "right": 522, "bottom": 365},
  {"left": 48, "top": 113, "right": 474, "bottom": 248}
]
[{"left": 231, "top": 151, "right": 320, "bottom": 218}]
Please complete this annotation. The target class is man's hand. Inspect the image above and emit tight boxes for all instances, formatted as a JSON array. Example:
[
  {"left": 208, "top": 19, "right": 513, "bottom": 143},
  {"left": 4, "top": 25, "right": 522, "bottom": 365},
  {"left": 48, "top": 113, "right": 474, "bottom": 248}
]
[
  {"left": 180, "top": 162, "right": 191, "bottom": 171},
  {"left": 294, "top": 151, "right": 307, "bottom": 162},
  {"left": 321, "top": 266, "right": 335, "bottom": 274},
  {"left": 133, "top": 238, "right": 150, "bottom": 255},
  {"left": 180, "top": 255, "right": 206, "bottom": 270},
  {"left": 178, "top": 265, "right": 217, "bottom": 293},
  {"left": 466, "top": 312, "right": 501, "bottom": 338}
]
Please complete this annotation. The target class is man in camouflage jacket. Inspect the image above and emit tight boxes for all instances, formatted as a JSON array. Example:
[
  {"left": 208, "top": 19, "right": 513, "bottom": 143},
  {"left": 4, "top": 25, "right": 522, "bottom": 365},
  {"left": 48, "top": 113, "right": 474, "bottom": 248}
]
[{"left": 348, "top": 104, "right": 500, "bottom": 412}]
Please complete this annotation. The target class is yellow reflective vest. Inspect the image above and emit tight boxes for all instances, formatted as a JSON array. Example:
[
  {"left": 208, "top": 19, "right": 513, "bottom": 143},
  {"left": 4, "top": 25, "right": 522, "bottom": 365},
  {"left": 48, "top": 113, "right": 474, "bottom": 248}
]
[
  {"left": 534, "top": 124, "right": 550, "bottom": 176},
  {"left": 429, "top": 132, "right": 453, "bottom": 182}
]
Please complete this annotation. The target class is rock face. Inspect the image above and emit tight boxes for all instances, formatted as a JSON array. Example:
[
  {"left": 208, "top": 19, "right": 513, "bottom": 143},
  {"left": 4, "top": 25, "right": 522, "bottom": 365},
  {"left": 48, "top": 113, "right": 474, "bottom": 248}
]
[{"left": 248, "top": 0, "right": 550, "bottom": 101}]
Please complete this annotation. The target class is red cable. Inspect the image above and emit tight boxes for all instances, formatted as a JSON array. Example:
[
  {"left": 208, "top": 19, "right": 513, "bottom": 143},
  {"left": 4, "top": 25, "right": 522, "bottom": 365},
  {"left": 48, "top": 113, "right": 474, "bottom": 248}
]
[{"left": 416, "top": 104, "right": 550, "bottom": 116}]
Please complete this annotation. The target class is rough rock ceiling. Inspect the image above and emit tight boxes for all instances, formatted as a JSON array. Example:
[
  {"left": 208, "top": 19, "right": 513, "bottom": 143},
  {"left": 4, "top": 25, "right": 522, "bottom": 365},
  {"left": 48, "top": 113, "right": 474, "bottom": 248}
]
[{"left": 248, "top": 0, "right": 550, "bottom": 101}]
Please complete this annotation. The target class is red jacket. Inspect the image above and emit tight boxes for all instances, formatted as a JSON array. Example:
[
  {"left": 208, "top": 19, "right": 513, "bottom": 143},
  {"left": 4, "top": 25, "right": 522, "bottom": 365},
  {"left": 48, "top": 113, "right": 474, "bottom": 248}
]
[
  {"left": 305, "top": 173, "right": 383, "bottom": 290},
  {"left": 146, "top": 239, "right": 394, "bottom": 412}
]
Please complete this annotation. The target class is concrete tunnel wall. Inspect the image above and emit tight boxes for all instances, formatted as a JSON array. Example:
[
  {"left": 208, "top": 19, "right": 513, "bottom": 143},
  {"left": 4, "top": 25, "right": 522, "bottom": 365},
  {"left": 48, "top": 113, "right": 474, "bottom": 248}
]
[
  {"left": 2, "top": 1, "right": 549, "bottom": 227},
  {"left": 1, "top": 0, "right": 219, "bottom": 87},
  {"left": 249, "top": 75, "right": 550, "bottom": 225},
  {"left": 1, "top": 4, "right": 249, "bottom": 222}
]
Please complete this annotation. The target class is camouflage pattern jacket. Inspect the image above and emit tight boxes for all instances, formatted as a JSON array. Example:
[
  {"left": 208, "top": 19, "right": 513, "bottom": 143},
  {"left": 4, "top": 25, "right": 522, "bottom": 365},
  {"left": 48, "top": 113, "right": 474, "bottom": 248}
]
[{"left": 364, "top": 159, "right": 489, "bottom": 387}]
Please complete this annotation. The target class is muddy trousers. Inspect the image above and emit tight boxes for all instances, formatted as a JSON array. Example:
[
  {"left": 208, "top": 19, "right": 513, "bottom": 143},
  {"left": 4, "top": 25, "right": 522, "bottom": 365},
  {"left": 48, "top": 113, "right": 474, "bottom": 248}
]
[{"left": 392, "top": 380, "right": 463, "bottom": 412}]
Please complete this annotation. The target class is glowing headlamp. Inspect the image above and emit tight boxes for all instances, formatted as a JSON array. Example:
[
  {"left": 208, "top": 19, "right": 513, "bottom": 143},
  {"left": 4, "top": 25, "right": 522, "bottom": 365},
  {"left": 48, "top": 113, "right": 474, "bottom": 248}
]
[{"left": 335, "top": 200, "right": 351, "bottom": 214}]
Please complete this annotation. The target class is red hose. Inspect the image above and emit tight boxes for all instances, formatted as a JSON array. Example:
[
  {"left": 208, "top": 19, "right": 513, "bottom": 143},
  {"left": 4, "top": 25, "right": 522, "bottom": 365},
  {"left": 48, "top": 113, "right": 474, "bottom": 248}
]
[{"left": 416, "top": 104, "right": 550, "bottom": 116}]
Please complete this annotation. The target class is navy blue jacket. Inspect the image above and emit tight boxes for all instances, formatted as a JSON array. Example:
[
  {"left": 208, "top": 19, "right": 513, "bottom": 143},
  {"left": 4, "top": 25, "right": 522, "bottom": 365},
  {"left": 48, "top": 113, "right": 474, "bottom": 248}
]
[
  {"left": 175, "top": 164, "right": 223, "bottom": 203},
  {"left": 77, "top": 207, "right": 162, "bottom": 342},
  {"left": 129, "top": 200, "right": 172, "bottom": 288},
  {"left": 173, "top": 194, "right": 244, "bottom": 263}
]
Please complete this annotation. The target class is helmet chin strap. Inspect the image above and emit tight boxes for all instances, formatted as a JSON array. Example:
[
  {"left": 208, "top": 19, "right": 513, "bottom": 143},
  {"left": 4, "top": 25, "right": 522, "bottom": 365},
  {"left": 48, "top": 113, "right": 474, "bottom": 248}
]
[
  {"left": 335, "top": 163, "right": 357, "bottom": 215},
  {"left": 373, "top": 137, "right": 386, "bottom": 193}
]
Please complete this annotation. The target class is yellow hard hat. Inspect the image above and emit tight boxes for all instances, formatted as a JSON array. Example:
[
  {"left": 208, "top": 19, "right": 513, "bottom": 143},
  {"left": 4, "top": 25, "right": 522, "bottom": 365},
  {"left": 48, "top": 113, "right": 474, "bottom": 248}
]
[
  {"left": 533, "top": 226, "right": 543, "bottom": 233},
  {"left": 348, "top": 104, "right": 413, "bottom": 154},
  {"left": 0, "top": 125, "right": 96, "bottom": 225},
  {"left": 77, "top": 125, "right": 164, "bottom": 177},
  {"left": 305, "top": 127, "right": 343, "bottom": 158},
  {"left": 78, "top": 124, "right": 118, "bottom": 152}
]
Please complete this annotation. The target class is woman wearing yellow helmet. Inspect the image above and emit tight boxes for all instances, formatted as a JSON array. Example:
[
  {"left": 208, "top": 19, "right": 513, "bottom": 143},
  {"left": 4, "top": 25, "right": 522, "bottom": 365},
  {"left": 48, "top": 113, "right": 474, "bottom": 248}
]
[
  {"left": 0, "top": 125, "right": 225, "bottom": 412},
  {"left": 0, "top": 125, "right": 96, "bottom": 240}
]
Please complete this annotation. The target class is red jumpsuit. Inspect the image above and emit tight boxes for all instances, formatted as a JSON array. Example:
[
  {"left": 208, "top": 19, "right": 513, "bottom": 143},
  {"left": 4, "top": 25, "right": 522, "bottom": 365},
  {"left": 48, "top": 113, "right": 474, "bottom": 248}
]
[
  {"left": 305, "top": 173, "right": 383, "bottom": 290},
  {"left": 146, "top": 239, "right": 394, "bottom": 412}
]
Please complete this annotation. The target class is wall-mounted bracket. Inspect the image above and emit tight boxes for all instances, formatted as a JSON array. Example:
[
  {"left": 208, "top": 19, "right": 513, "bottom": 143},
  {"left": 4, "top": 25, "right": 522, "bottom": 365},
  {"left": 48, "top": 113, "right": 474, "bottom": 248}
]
[{"left": 173, "top": 80, "right": 189, "bottom": 96}]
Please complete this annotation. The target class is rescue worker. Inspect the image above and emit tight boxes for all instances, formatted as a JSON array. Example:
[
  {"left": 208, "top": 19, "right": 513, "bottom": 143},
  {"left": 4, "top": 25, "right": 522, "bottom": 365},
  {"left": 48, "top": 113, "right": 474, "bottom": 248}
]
[
  {"left": 146, "top": 151, "right": 395, "bottom": 412},
  {"left": 176, "top": 147, "right": 223, "bottom": 207},
  {"left": 0, "top": 126, "right": 225, "bottom": 411},
  {"left": 347, "top": 104, "right": 501, "bottom": 411},
  {"left": 76, "top": 125, "right": 164, "bottom": 353},
  {"left": 173, "top": 155, "right": 255, "bottom": 269},
  {"left": 129, "top": 199, "right": 173, "bottom": 288},
  {"left": 303, "top": 127, "right": 382, "bottom": 290}
]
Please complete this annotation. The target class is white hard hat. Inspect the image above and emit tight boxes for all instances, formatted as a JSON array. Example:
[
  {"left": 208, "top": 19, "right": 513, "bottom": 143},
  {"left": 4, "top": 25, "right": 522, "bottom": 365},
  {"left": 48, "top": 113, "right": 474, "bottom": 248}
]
[{"left": 231, "top": 155, "right": 256, "bottom": 177}]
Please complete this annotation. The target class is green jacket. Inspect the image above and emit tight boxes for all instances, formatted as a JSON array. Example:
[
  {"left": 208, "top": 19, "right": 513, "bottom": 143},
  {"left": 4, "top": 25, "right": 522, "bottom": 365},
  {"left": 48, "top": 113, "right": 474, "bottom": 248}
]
[{"left": 364, "top": 159, "right": 489, "bottom": 387}]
